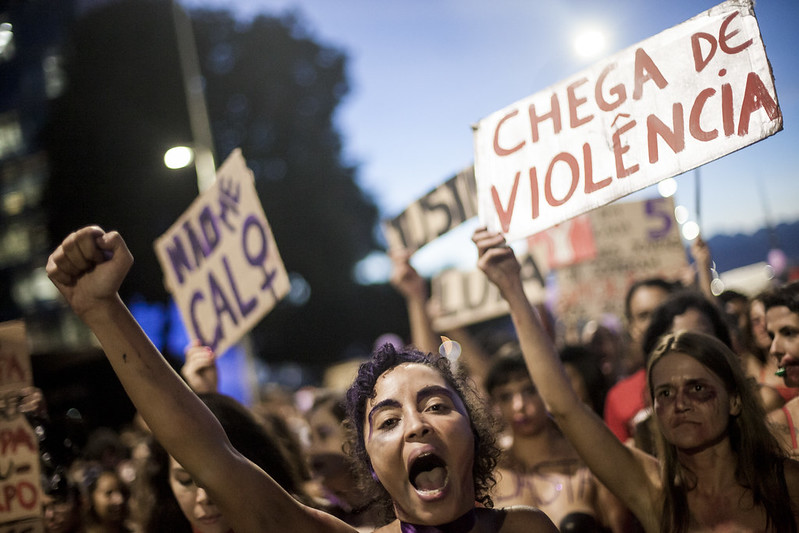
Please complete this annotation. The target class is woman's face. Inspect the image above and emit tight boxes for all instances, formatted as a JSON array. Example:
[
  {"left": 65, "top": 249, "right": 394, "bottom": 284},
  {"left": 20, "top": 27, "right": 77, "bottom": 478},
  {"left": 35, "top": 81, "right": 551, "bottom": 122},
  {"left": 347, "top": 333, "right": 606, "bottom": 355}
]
[
  {"left": 169, "top": 456, "right": 232, "bottom": 533},
  {"left": 307, "top": 403, "right": 351, "bottom": 491},
  {"left": 750, "top": 300, "right": 773, "bottom": 351},
  {"left": 651, "top": 351, "right": 739, "bottom": 452},
  {"left": 90, "top": 472, "right": 127, "bottom": 524},
  {"left": 363, "top": 363, "right": 475, "bottom": 525},
  {"left": 42, "top": 493, "right": 81, "bottom": 533},
  {"left": 490, "top": 374, "right": 549, "bottom": 437}
]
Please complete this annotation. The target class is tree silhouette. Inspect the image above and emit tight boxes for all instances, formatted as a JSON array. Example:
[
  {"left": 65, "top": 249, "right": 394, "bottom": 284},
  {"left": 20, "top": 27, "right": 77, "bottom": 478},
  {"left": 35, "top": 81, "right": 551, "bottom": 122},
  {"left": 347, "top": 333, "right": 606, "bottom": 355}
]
[{"left": 43, "top": 0, "right": 407, "bottom": 369}]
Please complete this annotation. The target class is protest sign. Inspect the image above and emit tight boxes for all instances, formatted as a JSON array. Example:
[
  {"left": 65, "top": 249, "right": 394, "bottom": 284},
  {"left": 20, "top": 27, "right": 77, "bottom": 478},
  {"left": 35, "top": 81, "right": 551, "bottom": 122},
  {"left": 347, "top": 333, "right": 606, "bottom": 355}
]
[
  {"left": 383, "top": 166, "right": 477, "bottom": 252},
  {"left": 474, "top": 0, "right": 781, "bottom": 243},
  {"left": 154, "top": 149, "right": 290, "bottom": 356},
  {"left": 0, "top": 321, "right": 42, "bottom": 525},
  {"left": 430, "top": 250, "right": 548, "bottom": 332},
  {"left": 543, "top": 197, "right": 687, "bottom": 335},
  {"left": 0, "top": 519, "right": 44, "bottom": 533}
]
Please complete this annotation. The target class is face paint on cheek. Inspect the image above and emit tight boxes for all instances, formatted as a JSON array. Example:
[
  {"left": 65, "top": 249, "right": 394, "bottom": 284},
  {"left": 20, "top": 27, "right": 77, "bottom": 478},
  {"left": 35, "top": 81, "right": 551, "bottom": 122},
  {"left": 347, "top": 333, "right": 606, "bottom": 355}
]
[{"left": 686, "top": 386, "right": 717, "bottom": 404}]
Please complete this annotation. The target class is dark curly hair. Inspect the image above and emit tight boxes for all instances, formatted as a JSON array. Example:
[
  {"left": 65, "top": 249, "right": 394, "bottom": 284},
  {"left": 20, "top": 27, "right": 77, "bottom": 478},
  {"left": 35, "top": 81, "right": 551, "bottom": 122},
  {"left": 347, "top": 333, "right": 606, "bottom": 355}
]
[{"left": 344, "top": 343, "right": 500, "bottom": 520}]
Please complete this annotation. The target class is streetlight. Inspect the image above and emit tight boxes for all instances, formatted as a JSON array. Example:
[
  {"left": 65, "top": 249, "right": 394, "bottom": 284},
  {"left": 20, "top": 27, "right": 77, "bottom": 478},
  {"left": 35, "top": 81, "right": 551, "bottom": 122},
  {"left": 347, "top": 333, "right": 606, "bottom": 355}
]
[{"left": 163, "top": 145, "right": 194, "bottom": 169}]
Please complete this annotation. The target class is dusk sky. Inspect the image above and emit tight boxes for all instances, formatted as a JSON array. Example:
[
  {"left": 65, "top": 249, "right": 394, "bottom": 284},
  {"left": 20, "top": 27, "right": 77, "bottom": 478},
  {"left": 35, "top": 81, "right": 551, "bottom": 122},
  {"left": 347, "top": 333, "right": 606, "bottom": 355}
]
[{"left": 179, "top": 0, "right": 798, "bottom": 276}]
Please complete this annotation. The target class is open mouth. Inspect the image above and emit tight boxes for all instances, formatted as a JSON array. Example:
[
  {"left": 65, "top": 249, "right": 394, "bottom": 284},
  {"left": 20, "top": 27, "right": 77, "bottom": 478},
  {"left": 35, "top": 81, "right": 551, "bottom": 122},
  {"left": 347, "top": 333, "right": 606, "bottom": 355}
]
[{"left": 409, "top": 452, "right": 448, "bottom": 494}]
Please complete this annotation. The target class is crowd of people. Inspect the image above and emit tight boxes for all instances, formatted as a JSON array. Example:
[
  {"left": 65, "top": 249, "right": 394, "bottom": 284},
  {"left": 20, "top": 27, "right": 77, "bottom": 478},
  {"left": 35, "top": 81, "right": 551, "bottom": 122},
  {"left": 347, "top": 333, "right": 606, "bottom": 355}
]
[{"left": 27, "top": 223, "right": 799, "bottom": 532}]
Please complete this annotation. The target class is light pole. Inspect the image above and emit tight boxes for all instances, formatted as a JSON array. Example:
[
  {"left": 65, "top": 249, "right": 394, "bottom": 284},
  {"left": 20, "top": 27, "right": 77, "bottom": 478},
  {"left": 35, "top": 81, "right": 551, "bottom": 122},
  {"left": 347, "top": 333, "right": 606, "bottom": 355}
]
[{"left": 171, "top": 0, "right": 216, "bottom": 193}]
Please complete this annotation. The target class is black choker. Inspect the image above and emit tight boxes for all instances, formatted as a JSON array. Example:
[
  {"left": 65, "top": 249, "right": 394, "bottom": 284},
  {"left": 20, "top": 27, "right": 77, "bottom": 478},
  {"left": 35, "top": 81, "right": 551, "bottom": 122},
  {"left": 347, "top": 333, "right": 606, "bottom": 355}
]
[{"left": 399, "top": 508, "right": 476, "bottom": 533}]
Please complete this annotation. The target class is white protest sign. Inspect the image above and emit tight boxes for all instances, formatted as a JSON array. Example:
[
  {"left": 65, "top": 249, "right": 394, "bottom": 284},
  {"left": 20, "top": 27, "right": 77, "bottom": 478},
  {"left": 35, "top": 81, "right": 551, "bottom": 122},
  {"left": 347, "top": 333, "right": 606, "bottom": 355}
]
[
  {"left": 154, "top": 149, "right": 290, "bottom": 356},
  {"left": 383, "top": 166, "right": 477, "bottom": 252},
  {"left": 0, "top": 321, "right": 42, "bottom": 524},
  {"left": 430, "top": 250, "right": 548, "bottom": 332},
  {"left": 474, "top": 0, "right": 781, "bottom": 243}
]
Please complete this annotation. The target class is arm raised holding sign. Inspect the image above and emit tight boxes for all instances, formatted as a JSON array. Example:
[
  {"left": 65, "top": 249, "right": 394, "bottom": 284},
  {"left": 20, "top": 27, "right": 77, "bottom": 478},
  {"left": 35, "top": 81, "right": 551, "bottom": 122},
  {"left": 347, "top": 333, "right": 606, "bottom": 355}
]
[
  {"left": 473, "top": 227, "right": 799, "bottom": 532},
  {"left": 46, "top": 226, "right": 355, "bottom": 533}
]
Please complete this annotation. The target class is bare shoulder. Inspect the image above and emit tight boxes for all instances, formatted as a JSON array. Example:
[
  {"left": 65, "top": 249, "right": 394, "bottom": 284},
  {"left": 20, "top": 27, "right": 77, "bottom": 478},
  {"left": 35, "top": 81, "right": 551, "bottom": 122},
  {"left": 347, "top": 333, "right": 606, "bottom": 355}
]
[{"left": 491, "top": 506, "right": 558, "bottom": 532}]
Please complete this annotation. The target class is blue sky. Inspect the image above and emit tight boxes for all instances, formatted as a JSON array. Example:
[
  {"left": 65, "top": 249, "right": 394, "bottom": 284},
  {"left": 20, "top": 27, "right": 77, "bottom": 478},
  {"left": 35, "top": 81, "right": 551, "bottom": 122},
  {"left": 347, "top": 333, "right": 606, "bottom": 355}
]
[{"left": 179, "top": 0, "right": 799, "bottom": 276}]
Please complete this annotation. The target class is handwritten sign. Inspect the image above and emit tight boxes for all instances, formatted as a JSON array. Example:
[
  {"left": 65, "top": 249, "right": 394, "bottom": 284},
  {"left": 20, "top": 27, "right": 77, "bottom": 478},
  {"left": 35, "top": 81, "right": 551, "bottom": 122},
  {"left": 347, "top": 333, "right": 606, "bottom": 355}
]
[
  {"left": 430, "top": 250, "right": 549, "bottom": 331},
  {"left": 474, "top": 0, "right": 781, "bottom": 242},
  {"left": 549, "top": 197, "right": 687, "bottom": 334},
  {"left": 154, "top": 149, "right": 290, "bottom": 356},
  {"left": 0, "top": 321, "right": 41, "bottom": 525},
  {"left": 0, "top": 519, "right": 44, "bottom": 533},
  {"left": 383, "top": 166, "right": 477, "bottom": 252}
]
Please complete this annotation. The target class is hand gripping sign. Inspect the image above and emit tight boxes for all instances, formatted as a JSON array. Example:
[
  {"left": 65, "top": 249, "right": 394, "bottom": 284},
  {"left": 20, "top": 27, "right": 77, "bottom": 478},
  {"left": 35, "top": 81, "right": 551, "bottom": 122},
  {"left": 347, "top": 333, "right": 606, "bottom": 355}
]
[
  {"left": 155, "top": 149, "right": 290, "bottom": 356},
  {"left": 473, "top": 0, "right": 781, "bottom": 243}
]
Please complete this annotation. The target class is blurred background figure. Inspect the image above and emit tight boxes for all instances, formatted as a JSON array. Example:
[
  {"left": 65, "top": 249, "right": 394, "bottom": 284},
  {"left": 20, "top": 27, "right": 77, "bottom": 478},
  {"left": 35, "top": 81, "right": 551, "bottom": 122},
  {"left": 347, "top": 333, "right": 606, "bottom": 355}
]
[
  {"left": 42, "top": 476, "right": 84, "bottom": 533},
  {"left": 140, "top": 392, "right": 311, "bottom": 533},
  {"left": 81, "top": 466, "right": 136, "bottom": 533},
  {"left": 305, "top": 391, "right": 380, "bottom": 531}
]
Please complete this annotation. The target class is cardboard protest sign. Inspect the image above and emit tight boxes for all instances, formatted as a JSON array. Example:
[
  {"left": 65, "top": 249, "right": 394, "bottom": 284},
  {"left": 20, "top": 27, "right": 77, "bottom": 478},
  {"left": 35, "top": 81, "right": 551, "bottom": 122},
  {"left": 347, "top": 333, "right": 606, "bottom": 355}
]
[
  {"left": 474, "top": 0, "right": 781, "bottom": 243},
  {"left": 0, "top": 321, "right": 42, "bottom": 525},
  {"left": 0, "top": 520, "right": 44, "bottom": 533},
  {"left": 154, "top": 149, "right": 290, "bottom": 356},
  {"left": 430, "top": 250, "right": 549, "bottom": 332},
  {"left": 383, "top": 166, "right": 477, "bottom": 252},
  {"left": 0, "top": 322, "right": 31, "bottom": 395},
  {"left": 542, "top": 197, "right": 687, "bottom": 335},
  {"left": 0, "top": 518, "right": 44, "bottom": 533}
]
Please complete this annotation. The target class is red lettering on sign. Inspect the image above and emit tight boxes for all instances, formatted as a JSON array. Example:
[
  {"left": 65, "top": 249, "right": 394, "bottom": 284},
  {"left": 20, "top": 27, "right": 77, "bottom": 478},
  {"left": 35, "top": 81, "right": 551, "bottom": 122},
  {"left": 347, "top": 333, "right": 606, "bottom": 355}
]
[
  {"left": 0, "top": 356, "right": 25, "bottom": 385},
  {"left": 0, "top": 427, "right": 35, "bottom": 455},
  {"left": 493, "top": 110, "right": 525, "bottom": 156},
  {"left": 632, "top": 48, "right": 668, "bottom": 100},
  {"left": 647, "top": 103, "right": 685, "bottom": 164},
  {"left": 0, "top": 481, "right": 38, "bottom": 512},
  {"left": 528, "top": 93, "right": 562, "bottom": 143},
  {"left": 567, "top": 77, "right": 593, "bottom": 129},
  {"left": 737, "top": 72, "right": 780, "bottom": 136},
  {"left": 491, "top": 172, "right": 521, "bottom": 233}
]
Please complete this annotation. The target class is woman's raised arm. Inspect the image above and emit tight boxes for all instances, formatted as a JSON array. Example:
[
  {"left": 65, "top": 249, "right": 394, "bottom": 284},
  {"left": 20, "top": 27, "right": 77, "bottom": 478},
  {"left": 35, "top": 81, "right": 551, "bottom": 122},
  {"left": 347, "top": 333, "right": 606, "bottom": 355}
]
[
  {"left": 472, "top": 228, "right": 660, "bottom": 522},
  {"left": 47, "top": 226, "right": 355, "bottom": 533}
]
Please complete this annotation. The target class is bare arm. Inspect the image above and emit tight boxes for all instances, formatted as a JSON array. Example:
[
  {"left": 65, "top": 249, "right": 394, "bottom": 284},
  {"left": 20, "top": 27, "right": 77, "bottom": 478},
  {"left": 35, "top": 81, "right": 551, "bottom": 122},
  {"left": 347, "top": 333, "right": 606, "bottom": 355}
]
[
  {"left": 689, "top": 235, "right": 716, "bottom": 303},
  {"left": 389, "top": 249, "right": 441, "bottom": 354},
  {"left": 46, "top": 226, "right": 355, "bottom": 533},
  {"left": 472, "top": 228, "right": 661, "bottom": 523}
]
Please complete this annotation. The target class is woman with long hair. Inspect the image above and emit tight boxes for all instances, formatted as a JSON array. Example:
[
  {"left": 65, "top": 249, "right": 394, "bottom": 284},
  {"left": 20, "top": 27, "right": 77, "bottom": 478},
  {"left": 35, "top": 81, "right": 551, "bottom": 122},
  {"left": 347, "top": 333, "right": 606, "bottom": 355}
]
[{"left": 473, "top": 228, "right": 799, "bottom": 532}]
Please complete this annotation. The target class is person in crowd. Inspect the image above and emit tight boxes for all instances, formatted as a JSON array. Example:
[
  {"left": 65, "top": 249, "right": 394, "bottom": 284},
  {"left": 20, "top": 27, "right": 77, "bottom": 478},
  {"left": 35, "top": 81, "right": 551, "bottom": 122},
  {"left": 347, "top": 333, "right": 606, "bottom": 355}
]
[
  {"left": 763, "top": 282, "right": 799, "bottom": 456},
  {"left": 43, "top": 475, "right": 85, "bottom": 533},
  {"left": 632, "top": 289, "right": 735, "bottom": 454},
  {"left": 746, "top": 293, "right": 795, "bottom": 405},
  {"left": 388, "top": 248, "right": 495, "bottom": 390},
  {"left": 579, "top": 321, "right": 626, "bottom": 388},
  {"left": 141, "top": 392, "right": 310, "bottom": 533},
  {"left": 474, "top": 227, "right": 799, "bottom": 532},
  {"left": 485, "top": 350, "right": 632, "bottom": 532},
  {"left": 559, "top": 344, "right": 610, "bottom": 416},
  {"left": 306, "top": 391, "right": 381, "bottom": 530},
  {"left": 47, "top": 225, "right": 557, "bottom": 533},
  {"left": 82, "top": 465, "right": 136, "bottom": 533},
  {"left": 603, "top": 277, "right": 681, "bottom": 443},
  {"left": 717, "top": 289, "right": 750, "bottom": 352}
]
